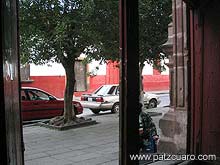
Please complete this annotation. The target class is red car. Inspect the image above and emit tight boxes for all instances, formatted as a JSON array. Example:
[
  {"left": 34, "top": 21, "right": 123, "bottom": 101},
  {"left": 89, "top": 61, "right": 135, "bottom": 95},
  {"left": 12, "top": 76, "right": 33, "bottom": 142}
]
[{"left": 21, "top": 87, "right": 83, "bottom": 121}]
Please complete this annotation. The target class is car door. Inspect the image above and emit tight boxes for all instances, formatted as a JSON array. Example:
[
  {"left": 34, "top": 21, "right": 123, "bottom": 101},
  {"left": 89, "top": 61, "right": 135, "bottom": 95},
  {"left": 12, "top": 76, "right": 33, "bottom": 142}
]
[
  {"left": 21, "top": 89, "right": 32, "bottom": 121},
  {"left": 22, "top": 89, "right": 63, "bottom": 120},
  {"left": 103, "top": 85, "right": 119, "bottom": 103}
]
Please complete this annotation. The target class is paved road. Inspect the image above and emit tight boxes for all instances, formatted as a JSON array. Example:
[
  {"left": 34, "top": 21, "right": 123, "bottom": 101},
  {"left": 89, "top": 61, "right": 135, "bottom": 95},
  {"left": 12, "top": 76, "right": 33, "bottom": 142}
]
[
  {"left": 23, "top": 93, "right": 170, "bottom": 125},
  {"left": 158, "top": 93, "right": 169, "bottom": 107},
  {"left": 23, "top": 112, "right": 119, "bottom": 165}
]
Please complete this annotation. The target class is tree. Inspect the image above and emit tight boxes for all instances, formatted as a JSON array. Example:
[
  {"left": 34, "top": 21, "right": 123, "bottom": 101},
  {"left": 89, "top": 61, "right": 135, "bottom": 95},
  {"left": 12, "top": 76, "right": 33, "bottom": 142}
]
[
  {"left": 84, "top": 0, "right": 119, "bottom": 62},
  {"left": 89, "top": 0, "right": 172, "bottom": 106},
  {"left": 19, "top": 0, "right": 99, "bottom": 125},
  {"left": 138, "top": 0, "right": 172, "bottom": 100},
  {"left": 139, "top": 0, "right": 172, "bottom": 73},
  {"left": 88, "top": 0, "right": 171, "bottom": 69},
  {"left": 19, "top": 0, "right": 171, "bottom": 124}
]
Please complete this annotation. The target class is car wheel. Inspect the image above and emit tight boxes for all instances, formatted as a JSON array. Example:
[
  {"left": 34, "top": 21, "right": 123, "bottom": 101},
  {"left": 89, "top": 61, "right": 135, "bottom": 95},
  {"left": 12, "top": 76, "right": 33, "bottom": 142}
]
[
  {"left": 148, "top": 99, "right": 157, "bottom": 109},
  {"left": 91, "top": 109, "right": 100, "bottom": 114},
  {"left": 111, "top": 103, "right": 119, "bottom": 113}
]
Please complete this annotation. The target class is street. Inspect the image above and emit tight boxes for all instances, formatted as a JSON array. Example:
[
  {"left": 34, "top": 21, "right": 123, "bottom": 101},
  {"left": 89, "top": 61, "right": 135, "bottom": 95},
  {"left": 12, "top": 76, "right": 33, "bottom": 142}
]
[
  {"left": 158, "top": 93, "right": 170, "bottom": 107},
  {"left": 79, "top": 93, "right": 170, "bottom": 117}
]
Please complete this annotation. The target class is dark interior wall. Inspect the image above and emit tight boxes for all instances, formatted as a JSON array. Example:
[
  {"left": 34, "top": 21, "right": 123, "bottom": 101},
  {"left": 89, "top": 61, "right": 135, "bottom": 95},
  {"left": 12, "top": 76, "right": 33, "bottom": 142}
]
[
  {"left": 190, "top": 0, "right": 220, "bottom": 156},
  {"left": 190, "top": 9, "right": 203, "bottom": 155},
  {"left": 1, "top": 0, "right": 24, "bottom": 164},
  {"left": 202, "top": 1, "right": 220, "bottom": 155}
]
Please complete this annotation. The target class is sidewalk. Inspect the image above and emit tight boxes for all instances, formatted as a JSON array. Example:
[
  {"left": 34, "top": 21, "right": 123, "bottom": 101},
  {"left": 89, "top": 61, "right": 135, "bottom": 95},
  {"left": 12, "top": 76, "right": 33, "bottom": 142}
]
[
  {"left": 23, "top": 106, "right": 171, "bottom": 165},
  {"left": 23, "top": 112, "right": 119, "bottom": 165}
]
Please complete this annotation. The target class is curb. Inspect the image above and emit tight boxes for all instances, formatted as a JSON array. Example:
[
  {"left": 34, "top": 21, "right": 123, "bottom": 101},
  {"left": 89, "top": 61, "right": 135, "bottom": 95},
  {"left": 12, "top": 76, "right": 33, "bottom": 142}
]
[{"left": 36, "top": 119, "right": 97, "bottom": 131}]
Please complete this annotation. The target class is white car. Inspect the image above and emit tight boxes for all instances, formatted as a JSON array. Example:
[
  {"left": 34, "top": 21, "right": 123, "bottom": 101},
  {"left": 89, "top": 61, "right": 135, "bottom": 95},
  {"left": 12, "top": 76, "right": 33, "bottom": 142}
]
[
  {"left": 142, "top": 92, "right": 161, "bottom": 109},
  {"left": 80, "top": 84, "right": 161, "bottom": 114}
]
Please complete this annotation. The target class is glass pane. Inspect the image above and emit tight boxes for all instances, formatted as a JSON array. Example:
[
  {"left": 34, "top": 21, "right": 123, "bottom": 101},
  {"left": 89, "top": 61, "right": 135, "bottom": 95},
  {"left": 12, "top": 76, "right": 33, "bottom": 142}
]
[
  {"left": 30, "top": 90, "right": 50, "bottom": 100},
  {"left": 94, "top": 85, "right": 112, "bottom": 95},
  {"left": 138, "top": 0, "right": 188, "bottom": 164},
  {"left": 20, "top": 1, "right": 120, "bottom": 164}
]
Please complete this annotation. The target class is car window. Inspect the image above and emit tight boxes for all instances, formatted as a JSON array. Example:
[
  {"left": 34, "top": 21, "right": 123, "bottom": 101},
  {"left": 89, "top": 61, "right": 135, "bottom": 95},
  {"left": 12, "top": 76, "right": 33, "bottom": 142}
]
[
  {"left": 116, "top": 86, "right": 120, "bottom": 95},
  {"left": 27, "top": 90, "right": 50, "bottom": 101},
  {"left": 107, "top": 86, "right": 117, "bottom": 95},
  {"left": 94, "top": 86, "right": 111, "bottom": 95}
]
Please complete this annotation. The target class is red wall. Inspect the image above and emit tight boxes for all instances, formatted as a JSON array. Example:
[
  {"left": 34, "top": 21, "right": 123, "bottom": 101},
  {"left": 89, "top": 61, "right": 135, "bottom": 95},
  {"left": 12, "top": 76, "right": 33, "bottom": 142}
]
[
  {"left": 21, "top": 76, "right": 65, "bottom": 98},
  {"left": 21, "top": 61, "right": 169, "bottom": 98},
  {"left": 106, "top": 61, "right": 120, "bottom": 84},
  {"left": 143, "top": 75, "right": 169, "bottom": 91},
  {"left": 88, "top": 75, "right": 106, "bottom": 93},
  {"left": 22, "top": 74, "right": 169, "bottom": 98}
]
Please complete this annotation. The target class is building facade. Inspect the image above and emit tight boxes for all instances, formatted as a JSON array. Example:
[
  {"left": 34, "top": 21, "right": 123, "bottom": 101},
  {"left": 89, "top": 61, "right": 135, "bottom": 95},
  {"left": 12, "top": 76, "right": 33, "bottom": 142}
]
[
  {"left": 158, "top": 0, "right": 188, "bottom": 154},
  {"left": 21, "top": 60, "right": 169, "bottom": 98}
]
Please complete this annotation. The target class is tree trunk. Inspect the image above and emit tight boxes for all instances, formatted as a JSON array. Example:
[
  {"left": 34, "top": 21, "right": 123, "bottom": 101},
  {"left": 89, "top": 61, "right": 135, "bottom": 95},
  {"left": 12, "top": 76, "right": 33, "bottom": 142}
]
[
  {"left": 63, "top": 61, "right": 76, "bottom": 123},
  {"left": 139, "top": 62, "right": 145, "bottom": 110},
  {"left": 139, "top": 62, "right": 145, "bottom": 91}
]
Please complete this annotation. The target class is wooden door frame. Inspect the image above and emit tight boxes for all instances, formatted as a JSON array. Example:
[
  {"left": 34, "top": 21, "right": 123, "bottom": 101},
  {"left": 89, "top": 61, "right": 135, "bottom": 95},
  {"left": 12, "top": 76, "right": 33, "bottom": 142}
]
[
  {"left": 0, "top": 0, "right": 24, "bottom": 164},
  {"left": 119, "top": 0, "right": 140, "bottom": 164}
]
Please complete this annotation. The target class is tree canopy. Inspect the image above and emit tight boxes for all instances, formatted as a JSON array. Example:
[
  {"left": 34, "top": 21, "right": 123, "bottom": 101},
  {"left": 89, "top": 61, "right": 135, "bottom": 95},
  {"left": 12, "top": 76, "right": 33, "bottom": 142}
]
[
  {"left": 87, "top": 0, "right": 119, "bottom": 62},
  {"left": 20, "top": 0, "right": 171, "bottom": 67},
  {"left": 19, "top": 0, "right": 119, "bottom": 65},
  {"left": 20, "top": 0, "right": 94, "bottom": 65},
  {"left": 87, "top": 0, "right": 172, "bottom": 68},
  {"left": 139, "top": 0, "right": 172, "bottom": 70}
]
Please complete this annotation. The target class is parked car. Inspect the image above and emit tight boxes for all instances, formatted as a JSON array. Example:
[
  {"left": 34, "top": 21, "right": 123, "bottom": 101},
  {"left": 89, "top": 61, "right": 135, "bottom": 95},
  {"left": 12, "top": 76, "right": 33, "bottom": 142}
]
[
  {"left": 21, "top": 87, "right": 83, "bottom": 121},
  {"left": 143, "top": 92, "right": 161, "bottom": 109},
  {"left": 80, "top": 84, "right": 161, "bottom": 114},
  {"left": 80, "top": 85, "right": 119, "bottom": 114}
]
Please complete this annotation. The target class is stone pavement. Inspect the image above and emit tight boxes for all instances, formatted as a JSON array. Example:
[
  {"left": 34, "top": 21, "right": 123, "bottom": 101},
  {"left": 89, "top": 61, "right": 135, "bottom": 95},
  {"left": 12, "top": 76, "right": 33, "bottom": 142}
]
[
  {"left": 23, "top": 112, "right": 119, "bottom": 165},
  {"left": 23, "top": 107, "right": 170, "bottom": 165}
]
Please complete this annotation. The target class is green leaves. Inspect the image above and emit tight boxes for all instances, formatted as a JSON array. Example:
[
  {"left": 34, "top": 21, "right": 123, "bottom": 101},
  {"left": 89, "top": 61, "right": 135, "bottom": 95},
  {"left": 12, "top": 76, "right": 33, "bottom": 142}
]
[
  {"left": 19, "top": 0, "right": 96, "bottom": 65},
  {"left": 19, "top": 0, "right": 171, "bottom": 68},
  {"left": 83, "top": 0, "right": 119, "bottom": 62},
  {"left": 139, "top": 0, "right": 172, "bottom": 67}
]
